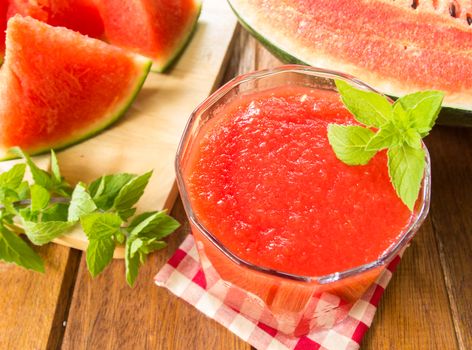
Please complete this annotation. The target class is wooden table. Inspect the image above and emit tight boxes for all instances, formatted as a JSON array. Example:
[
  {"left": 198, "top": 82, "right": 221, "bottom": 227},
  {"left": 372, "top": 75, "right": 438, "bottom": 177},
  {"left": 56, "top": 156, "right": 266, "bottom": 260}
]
[{"left": 1, "top": 26, "right": 471, "bottom": 350}]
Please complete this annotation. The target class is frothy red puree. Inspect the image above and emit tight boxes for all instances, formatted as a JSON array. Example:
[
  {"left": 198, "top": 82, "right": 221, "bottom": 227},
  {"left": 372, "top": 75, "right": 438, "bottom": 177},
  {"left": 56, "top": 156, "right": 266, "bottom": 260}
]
[{"left": 187, "top": 86, "right": 411, "bottom": 276}]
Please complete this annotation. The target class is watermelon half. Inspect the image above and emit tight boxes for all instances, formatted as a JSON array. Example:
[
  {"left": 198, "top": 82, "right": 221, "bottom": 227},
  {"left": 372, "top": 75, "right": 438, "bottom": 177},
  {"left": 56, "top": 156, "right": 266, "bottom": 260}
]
[
  {"left": 0, "top": 15, "right": 151, "bottom": 159},
  {"left": 229, "top": 0, "right": 472, "bottom": 126},
  {"left": 97, "top": 0, "right": 202, "bottom": 72}
]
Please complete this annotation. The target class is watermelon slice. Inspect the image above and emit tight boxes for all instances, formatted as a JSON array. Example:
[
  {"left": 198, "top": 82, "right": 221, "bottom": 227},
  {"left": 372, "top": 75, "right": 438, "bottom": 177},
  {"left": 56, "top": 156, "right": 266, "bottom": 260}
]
[
  {"left": 228, "top": 0, "right": 472, "bottom": 125},
  {"left": 0, "top": 15, "right": 151, "bottom": 159},
  {"left": 0, "top": 1, "right": 7, "bottom": 62},
  {"left": 97, "top": 0, "right": 202, "bottom": 72},
  {"left": 7, "top": 0, "right": 105, "bottom": 38}
]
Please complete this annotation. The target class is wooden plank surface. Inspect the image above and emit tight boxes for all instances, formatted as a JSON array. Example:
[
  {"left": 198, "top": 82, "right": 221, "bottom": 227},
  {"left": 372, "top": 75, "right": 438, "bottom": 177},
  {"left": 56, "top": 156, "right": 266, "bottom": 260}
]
[
  {"left": 364, "top": 126, "right": 472, "bottom": 349},
  {"left": 61, "top": 199, "right": 251, "bottom": 350},
  {"left": 0, "top": 244, "right": 80, "bottom": 350},
  {"left": 426, "top": 127, "right": 472, "bottom": 350},
  {"left": 51, "top": 0, "right": 238, "bottom": 257},
  {"left": 363, "top": 216, "right": 459, "bottom": 349}
]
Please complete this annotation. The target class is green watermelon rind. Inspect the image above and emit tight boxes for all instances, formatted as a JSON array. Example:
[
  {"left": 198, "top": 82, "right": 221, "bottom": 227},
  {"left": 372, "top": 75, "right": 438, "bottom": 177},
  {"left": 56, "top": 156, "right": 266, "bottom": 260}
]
[
  {"left": 228, "top": 0, "right": 472, "bottom": 127},
  {"left": 151, "top": 1, "right": 202, "bottom": 73},
  {"left": 0, "top": 56, "right": 152, "bottom": 161}
]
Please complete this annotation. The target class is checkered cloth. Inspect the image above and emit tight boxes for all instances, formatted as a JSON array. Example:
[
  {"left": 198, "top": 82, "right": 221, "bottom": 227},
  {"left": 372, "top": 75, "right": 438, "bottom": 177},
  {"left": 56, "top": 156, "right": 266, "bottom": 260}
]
[{"left": 155, "top": 234, "right": 401, "bottom": 350}]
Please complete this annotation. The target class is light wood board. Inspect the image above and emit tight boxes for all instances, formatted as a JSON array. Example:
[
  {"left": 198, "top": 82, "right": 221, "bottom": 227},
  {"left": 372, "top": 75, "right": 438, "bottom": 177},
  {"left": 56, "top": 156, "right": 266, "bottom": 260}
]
[{"left": 38, "top": 0, "right": 237, "bottom": 258}]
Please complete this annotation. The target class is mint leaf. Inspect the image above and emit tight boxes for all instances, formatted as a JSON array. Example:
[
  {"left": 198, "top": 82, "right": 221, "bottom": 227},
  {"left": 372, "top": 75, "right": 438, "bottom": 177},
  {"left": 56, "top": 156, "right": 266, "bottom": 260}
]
[
  {"left": 125, "top": 237, "right": 140, "bottom": 286},
  {"left": 125, "top": 236, "right": 168, "bottom": 287},
  {"left": 88, "top": 176, "right": 106, "bottom": 198},
  {"left": 50, "top": 150, "right": 61, "bottom": 183},
  {"left": 392, "top": 101, "right": 411, "bottom": 130},
  {"left": 18, "top": 208, "right": 32, "bottom": 221},
  {"left": 128, "top": 212, "right": 157, "bottom": 232},
  {"left": 396, "top": 91, "right": 444, "bottom": 136},
  {"left": 49, "top": 150, "right": 72, "bottom": 198},
  {"left": 113, "top": 171, "right": 153, "bottom": 211},
  {"left": 16, "top": 181, "right": 30, "bottom": 200},
  {"left": 139, "top": 238, "right": 167, "bottom": 254},
  {"left": 129, "top": 211, "right": 180, "bottom": 239},
  {"left": 404, "top": 129, "right": 422, "bottom": 149},
  {"left": 89, "top": 174, "right": 136, "bottom": 210},
  {"left": 42, "top": 203, "right": 69, "bottom": 222},
  {"left": 129, "top": 237, "right": 144, "bottom": 257},
  {"left": 118, "top": 208, "right": 136, "bottom": 221},
  {"left": 387, "top": 145, "right": 426, "bottom": 211},
  {"left": 86, "top": 238, "right": 115, "bottom": 277},
  {"left": 11, "top": 147, "right": 53, "bottom": 189},
  {"left": 365, "top": 122, "right": 400, "bottom": 151},
  {"left": 30, "top": 184, "right": 50, "bottom": 212},
  {"left": 0, "top": 227, "right": 44, "bottom": 272},
  {"left": 80, "top": 212, "right": 122, "bottom": 240},
  {"left": 80, "top": 213, "right": 121, "bottom": 277},
  {"left": 0, "top": 164, "right": 26, "bottom": 189},
  {"left": 0, "top": 187, "right": 19, "bottom": 203},
  {"left": 327, "top": 125, "right": 376, "bottom": 165},
  {"left": 0, "top": 208, "right": 14, "bottom": 224},
  {"left": 335, "top": 80, "right": 391, "bottom": 127},
  {"left": 23, "top": 221, "right": 76, "bottom": 245},
  {"left": 115, "top": 230, "right": 126, "bottom": 244},
  {"left": 68, "top": 183, "right": 97, "bottom": 222},
  {"left": 328, "top": 83, "right": 443, "bottom": 212},
  {"left": 124, "top": 210, "right": 177, "bottom": 287}
]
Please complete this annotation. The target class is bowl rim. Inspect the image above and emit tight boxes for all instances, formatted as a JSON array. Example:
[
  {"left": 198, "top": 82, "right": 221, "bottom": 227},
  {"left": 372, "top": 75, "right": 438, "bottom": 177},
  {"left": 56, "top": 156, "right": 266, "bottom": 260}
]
[{"left": 175, "top": 64, "right": 431, "bottom": 284}]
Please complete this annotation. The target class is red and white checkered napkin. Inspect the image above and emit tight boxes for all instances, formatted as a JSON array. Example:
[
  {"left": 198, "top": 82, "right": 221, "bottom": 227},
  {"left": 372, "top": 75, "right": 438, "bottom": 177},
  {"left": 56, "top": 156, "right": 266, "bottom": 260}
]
[{"left": 154, "top": 234, "right": 401, "bottom": 350}]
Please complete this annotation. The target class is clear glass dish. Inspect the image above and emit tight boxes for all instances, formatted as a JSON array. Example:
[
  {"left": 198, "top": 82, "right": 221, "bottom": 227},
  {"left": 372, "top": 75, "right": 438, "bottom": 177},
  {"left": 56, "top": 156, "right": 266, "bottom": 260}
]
[{"left": 175, "top": 65, "right": 431, "bottom": 336}]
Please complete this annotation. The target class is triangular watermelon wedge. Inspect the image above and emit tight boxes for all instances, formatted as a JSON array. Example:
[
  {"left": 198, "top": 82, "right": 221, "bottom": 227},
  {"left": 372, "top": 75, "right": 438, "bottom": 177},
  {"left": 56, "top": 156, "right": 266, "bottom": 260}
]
[
  {"left": 97, "top": 0, "right": 202, "bottom": 72},
  {"left": 0, "top": 15, "right": 151, "bottom": 159}
]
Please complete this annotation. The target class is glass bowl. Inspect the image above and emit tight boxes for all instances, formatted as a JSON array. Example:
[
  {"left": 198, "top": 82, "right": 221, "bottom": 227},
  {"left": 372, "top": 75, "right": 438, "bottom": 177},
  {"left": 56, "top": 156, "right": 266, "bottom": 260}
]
[{"left": 175, "top": 65, "right": 431, "bottom": 336}]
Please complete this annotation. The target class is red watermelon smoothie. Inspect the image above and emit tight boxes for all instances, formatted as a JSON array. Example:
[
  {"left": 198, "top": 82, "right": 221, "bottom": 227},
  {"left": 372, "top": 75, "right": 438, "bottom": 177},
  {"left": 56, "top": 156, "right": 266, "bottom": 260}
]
[{"left": 176, "top": 66, "right": 430, "bottom": 336}]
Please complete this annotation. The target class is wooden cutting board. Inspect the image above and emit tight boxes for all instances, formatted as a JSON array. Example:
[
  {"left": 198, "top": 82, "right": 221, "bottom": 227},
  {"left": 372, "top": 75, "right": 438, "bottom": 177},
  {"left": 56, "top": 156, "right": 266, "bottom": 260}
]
[{"left": 35, "top": 0, "right": 238, "bottom": 258}]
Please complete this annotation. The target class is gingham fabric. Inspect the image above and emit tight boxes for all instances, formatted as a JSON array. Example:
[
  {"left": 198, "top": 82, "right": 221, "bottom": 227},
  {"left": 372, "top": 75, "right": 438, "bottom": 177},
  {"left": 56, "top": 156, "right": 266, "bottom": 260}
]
[{"left": 155, "top": 234, "right": 401, "bottom": 350}]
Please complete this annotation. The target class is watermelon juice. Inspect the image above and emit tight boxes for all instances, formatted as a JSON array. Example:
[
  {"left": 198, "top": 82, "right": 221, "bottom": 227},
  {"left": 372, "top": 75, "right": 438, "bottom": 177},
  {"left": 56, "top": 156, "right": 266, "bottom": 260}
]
[{"left": 176, "top": 66, "right": 430, "bottom": 336}]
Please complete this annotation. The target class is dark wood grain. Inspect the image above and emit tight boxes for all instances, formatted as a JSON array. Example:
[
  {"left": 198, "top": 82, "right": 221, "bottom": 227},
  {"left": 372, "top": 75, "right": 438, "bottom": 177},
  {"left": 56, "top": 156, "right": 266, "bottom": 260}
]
[
  {"left": 426, "top": 127, "right": 472, "bottom": 350},
  {"left": 222, "top": 27, "right": 283, "bottom": 83},
  {"left": 61, "top": 198, "right": 251, "bottom": 350},
  {"left": 362, "top": 217, "right": 459, "bottom": 349},
  {"left": 0, "top": 244, "right": 80, "bottom": 350}
]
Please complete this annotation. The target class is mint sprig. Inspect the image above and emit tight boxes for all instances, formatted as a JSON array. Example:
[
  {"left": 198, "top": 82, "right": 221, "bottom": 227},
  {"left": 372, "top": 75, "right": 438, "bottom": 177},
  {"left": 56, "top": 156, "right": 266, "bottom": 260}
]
[
  {"left": 328, "top": 80, "right": 444, "bottom": 210},
  {"left": 0, "top": 148, "right": 180, "bottom": 286}
]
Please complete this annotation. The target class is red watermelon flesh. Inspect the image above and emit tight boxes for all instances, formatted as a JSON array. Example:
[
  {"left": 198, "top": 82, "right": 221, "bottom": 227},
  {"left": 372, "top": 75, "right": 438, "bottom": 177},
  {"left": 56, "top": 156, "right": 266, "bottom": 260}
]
[
  {"left": 0, "top": 15, "right": 151, "bottom": 158},
  {"left": 98, "top": 0, "right": 201, "bottom": 71},
  {"left": 0, "top": 0, "right": 8, "bottom": 59},
  {"left": 7, "top": 0, "right": 104, "bottom": 38},
  {"left": 0, "top": 1, "right": 7, "bottom": 61},
  {"left": 229, "top": 0, "right": 472, "bottom": 110}
]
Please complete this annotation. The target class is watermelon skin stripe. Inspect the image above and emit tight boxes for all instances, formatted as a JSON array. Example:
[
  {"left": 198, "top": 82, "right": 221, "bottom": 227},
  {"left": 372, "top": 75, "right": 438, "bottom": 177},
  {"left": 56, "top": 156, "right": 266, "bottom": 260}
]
[
  {"left": 228, "top": 0, "right": 472, "bottom": 124},
  {"left": 152, "top": 1, "right": 202, "bottom": 72},
  {"left": 97, "top": 0, "right": 202, "bottom": 73}
]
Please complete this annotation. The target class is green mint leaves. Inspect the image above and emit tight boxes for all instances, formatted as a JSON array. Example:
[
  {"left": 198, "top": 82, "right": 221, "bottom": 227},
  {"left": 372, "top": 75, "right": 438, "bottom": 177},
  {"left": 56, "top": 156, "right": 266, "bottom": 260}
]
[
  {"left": 125, "top": 211, "right": 179, "bottom": 286},
  {"left": 328, "top": 80, "right": 444, "bottom": 211},
  {"left": 0, "top": 149, "right": 180, "bottom": 286},
  {"left": 327, "top": 125, "right": 376, "bottom": 165},
  {"left": 81, "top": 212, "right": 122, "bottom": 277}
]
